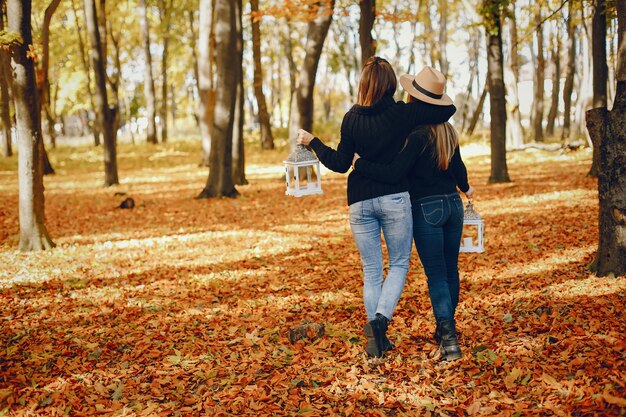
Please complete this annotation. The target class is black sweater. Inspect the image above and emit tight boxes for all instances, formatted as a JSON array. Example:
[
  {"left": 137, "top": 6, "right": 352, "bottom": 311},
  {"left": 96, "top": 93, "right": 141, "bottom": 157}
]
[
  {"left": 353, "top": 125, "right": 470, "bottom": 201},
  {"left": 308, "top": 94, "right": 456, "bottom": 205}
]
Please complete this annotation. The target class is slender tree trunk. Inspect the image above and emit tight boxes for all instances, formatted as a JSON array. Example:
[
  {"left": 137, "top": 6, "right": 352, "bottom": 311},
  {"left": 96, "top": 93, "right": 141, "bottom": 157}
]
[
  {"left": 588, "top": 0, "right": 608, "bottom": 177},
  {"left": 0, "top": 1, "right": 13, "bottom": 158},
  {"left": 250, "top": 0, "right": 274, "bottom": 150},
  {"left": 197, "top": 0, "right": 238, "bottom": 199},
  {"left": 486, "top": 7, "right": 510, "bottom": 183},
  {"left": 41, "top": 0, "right": 61, "bottom": 148},
  {"left": 586, "top": 0, "right": 626, "bottom": 276},
  {"left": 562, "top": 4, "right": 576, "bottom": 142},
  {"left": 107, "top": 20, "right": 122, "bottom": 133},
  {"left": 139, "top": 0, "right": 157, "bottom": 144},
  {"left": 283, "top": 20, "right": 297, "bottom": 133},
  {"left": 532, "top": 8, "right": 545, "bottom": 142},
  {"left": 231, "top": 0, "right": 246, "bottom": 186},
  {"left": 288, "top": 0, "right": 336, "bottom": 150},
  {"left": 505, "top": 0, "right": 525, "bottom": 148},
  {"left": 198, "top": 0, "right": 216, "bottom": 166},
  {"left": 85, "top": 0, "right": 118, "bottom": 185},
  {"left": 546, "top": 28, "right": 561, "bottom": 137},
  {"left": 71, "top": 0, "right": 100, "bottom": 146},
  {"left": 187, "top": 9, "right": 201, "bottom": 127},
  {"left": 8, "top": 0, "right": 55, "bottom": 251},
  {"left": 438, "top": 0, "right": 449, "bottom": 77},
  {"left": 359, "top": 0, "right": 376, "bottom": 68},
  {"left": 159, "top": 0, "right": 171, "bottom": 143},
  {"left": 466, "top": 78, "right": 488, "bottom": 137}
]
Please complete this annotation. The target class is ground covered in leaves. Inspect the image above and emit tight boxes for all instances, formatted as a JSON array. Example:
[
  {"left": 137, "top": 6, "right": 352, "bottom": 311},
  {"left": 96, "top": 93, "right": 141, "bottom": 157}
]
[{"left": 0, "top": 139, "right": 624, "bottom": 416}]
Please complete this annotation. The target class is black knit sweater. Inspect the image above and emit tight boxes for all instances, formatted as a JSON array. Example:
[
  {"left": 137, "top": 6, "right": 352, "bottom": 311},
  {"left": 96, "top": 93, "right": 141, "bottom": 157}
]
[
  {"left": 353, "top": 125, "right": 470, "bottom": 201},
  {"left": 308, "top": 94, "right": 456, "bottom": 205}
]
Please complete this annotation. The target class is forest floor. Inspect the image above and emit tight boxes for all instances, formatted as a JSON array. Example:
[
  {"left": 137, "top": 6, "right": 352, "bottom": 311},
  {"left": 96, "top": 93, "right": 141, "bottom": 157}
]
[{"left": 0, "top": 138, "right": 624, "bottom": 416}]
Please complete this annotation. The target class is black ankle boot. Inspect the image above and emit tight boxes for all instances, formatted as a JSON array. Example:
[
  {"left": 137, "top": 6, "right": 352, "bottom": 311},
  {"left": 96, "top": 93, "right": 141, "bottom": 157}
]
[
  {"left": 364, "top": 314, "right": 389, "bottom": 358},
  {"left": 434, "top": 323, "right": 442, "bottom": 344},
  {"left": 438, "top": 319, "right": 461, "bottom": 361}
]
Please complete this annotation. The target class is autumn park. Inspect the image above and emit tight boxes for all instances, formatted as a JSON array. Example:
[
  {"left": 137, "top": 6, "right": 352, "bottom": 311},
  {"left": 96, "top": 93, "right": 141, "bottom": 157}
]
[{"left": 0, "top": 0, "right": 625, "bottom": 415}]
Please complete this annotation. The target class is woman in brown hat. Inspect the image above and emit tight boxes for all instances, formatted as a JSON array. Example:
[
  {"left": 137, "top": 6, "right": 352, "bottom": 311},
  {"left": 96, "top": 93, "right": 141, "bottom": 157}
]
[
  {"left": 297, "top": 57, "right": 456, "bottom": 358},
  {"left": 352, "top": 66, "right": 474, "bottom": 361}
]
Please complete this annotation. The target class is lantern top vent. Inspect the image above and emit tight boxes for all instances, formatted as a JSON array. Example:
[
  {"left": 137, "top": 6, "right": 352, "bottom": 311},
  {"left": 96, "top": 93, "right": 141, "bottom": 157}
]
[
  {"left": 463, "top": 201, "right": 482, "bottom": 221},
  {"left": 285, "top": 145, "right": 318, "bottom": 164}
]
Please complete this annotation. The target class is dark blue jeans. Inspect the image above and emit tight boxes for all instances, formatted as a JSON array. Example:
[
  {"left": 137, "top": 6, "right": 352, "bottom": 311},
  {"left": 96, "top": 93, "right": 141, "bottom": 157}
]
[{"left": 412, "top": 193, "right": 464, "bottom": 323}]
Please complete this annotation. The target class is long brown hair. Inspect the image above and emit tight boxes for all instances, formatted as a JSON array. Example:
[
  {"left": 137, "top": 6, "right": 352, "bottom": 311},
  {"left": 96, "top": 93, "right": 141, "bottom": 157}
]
[
  {"left": 407, "top": 94, "right": 459, "bottom": 170},
  {"left": 356, "top": 57, "right": 397, "bottom": 106}
]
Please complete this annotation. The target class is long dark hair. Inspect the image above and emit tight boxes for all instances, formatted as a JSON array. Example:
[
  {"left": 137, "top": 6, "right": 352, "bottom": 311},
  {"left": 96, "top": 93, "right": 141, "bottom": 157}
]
[{"left": 356, "top": 57, "right": 397, "bottom": 106}]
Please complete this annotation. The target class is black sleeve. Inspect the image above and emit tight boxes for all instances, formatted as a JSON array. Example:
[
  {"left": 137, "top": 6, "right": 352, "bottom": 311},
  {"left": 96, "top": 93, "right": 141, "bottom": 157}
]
[
  {"left": 449, "top": 146, "right": 469, "bottom": 192},
  {"left": 403, "top": 100, "right": 456, "bottom": 126},
  {"left": 353, "top": 135, "right": 425, "bottom": 184},
  {"left": 307, "top": 117, "right": 354, "bottom": 174}
]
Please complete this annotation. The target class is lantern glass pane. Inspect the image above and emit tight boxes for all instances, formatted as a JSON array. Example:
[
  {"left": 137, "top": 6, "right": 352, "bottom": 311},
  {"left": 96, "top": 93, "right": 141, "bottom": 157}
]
[
  {"left": 297, "top": 165, "right": 318, "bottom": 190},
  {"left": 462, "top": 224, "right": 478, "bottom": 247},
  {"left": 287, "top": 166, "right": 297, "bottom": 191}
]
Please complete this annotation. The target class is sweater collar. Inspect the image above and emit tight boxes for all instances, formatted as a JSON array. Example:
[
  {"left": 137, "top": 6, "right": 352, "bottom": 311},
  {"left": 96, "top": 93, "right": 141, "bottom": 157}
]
[{"left": 351, "top": 94, "right": 395, "bottom": 115}]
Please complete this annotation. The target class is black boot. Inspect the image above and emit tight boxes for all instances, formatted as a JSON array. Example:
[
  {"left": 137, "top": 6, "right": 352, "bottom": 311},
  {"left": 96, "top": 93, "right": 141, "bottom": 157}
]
[
  {"left": 438, "top": 319, "right": 461, "bottom": 361},
  {"left": 434, "top": 323, "right": 442, "bottom": 344},
  {"left": 364, "top": 313, "right": 389, "bottom": 358}
]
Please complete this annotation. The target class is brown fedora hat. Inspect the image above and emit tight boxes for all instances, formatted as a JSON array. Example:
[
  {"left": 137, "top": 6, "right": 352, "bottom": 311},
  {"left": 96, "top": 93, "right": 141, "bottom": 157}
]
[{"left": 399, "top": 66, "right": 453, "bottom": 106}]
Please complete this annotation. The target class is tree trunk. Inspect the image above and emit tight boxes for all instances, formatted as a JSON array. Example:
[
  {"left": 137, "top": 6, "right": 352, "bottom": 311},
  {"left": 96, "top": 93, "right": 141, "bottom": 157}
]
[
  {"left": 197, "top": 0, "right": 238, "bottom": 199},
  {"left": 532, "top": 8, "right": 545, "bottom": 142},
  {"left": 139, "top": 0, "right": 157, "bottom": 144},
  {"left": 85, "top": 0, "right": 118, "bottom": 186},
  {"left": 40, "top": 0, "right": 61, "bottom": 148},
  {"left": 438, "top": 0, "right": 449, "bottom": 77},
  {"left": 198, "top": 0, "right": 216, "bottom": 167},
  {"left": 288, "top": 0, "right": 336, "bottom": 150},
  {"left": 282, "top": 21, "right": 297, "bottom": 133},
  {"left": 562, "top": 3, "right": 576, "bottom": 142},
  {"left": 486, "top": 8, "right": 511, "bottom": 183},
  {"left": 159, "top": 0, "right": 172, "bottom": 143},
  {"left": 546, "top": 29, "right": 561, "bottom": 137},
  {"left": 187, "top": 9, "right": 201, "bottom": 127},
  {"left": 107, "top": 20, "right": 122, "bottom": 133},
  {"left": 586, "top": 0, "right": 626, "bottom": 276},
  {"left": 359, "top": 0, "right": 376, "bottom": 68},
  {"left": 71, "top": 0, "right": 100, "bottom": 146},
  {"left": 250, "top": 0, "right": 274, "bottom": 150},
  {"left": 588, "top": 0, "right": 608, "bottom": 177},
  {"left": 8, "top": 0, "right": 55, "bottom": 251},
  {"left": 0, "top": 1, "right": 13, "bottom": 158},
  {"left": 231, "top": 0, "right": 246, "bottom": 186},
  {"left": 505, "top": 0, "right": 525, "bottom": 149},
  {"left": 466, "top": 78, "right": 487, "bottom": 137}
]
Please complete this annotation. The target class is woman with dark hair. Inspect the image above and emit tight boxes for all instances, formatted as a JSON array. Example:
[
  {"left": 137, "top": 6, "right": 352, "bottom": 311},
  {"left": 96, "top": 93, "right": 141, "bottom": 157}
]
[
  {"left": 352, "top": 66, "right": 474, "bottom": 361},
  {"left": 297, "top": 57, "right": 456, "bottom": 358}
]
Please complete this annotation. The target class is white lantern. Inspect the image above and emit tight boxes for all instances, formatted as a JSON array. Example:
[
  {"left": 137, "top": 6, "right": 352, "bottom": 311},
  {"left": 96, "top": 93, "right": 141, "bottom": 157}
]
[
  {"left": 459, "top": 200, "right": 484, "bottom": 253},
  {"left": 284, "top": 145, "right": 323, "bottom": 197}
]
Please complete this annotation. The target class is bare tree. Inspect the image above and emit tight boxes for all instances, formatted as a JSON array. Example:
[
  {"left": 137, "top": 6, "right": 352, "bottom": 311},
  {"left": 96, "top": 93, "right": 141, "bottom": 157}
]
[
  {"left": 198, "top": 0, "right": 216, "bottom": 166},
  {"left": 40, "top": 0, "right": 61, "bottom": 148},
  {"left": 231, "top": 0, "right": 247, "bottom": 185},
  {"left": 0, "top": 0, "right": 13, "bottom": 158},
  {"left": 562, "top": 2, "right": 577, "bottom": 142},
  {"left": 546, "top": 24, "right": 561, "bottom": 137},
  {"left": 8, "top": 0, "right": 55, "bottom": 250},
  {"left": 532, "top": 7, "right": 545, "bottom": 142}
]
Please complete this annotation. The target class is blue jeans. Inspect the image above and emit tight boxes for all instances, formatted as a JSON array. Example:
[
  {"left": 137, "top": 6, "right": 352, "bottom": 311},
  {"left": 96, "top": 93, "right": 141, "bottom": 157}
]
[
  {"left": 349, "top": 192, "right": 413, "bottom": 321},
  {"left": 412, "top": 193, "right": 464, "bottom": 323}
]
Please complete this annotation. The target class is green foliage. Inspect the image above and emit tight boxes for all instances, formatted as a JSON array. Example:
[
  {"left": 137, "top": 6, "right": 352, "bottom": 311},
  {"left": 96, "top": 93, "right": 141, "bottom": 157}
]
[{"left": 479, "top": 0, "right": 510, "bottom": 35}]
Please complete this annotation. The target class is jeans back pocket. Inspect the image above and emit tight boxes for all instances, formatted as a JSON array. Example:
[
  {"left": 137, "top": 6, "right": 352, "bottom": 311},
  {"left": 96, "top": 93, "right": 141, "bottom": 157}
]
[{"left": 421, "top": 200, "right": 444, "bottom": 226}]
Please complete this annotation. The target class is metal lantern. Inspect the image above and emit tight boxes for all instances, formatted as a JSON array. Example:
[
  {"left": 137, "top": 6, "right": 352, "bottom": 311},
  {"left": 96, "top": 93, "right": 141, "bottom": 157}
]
[
  {"left": 284, "top": 145, "right": 323, "bottom": 197},
  {"left": 459, "top": 200, "right": 484, "bottom": 253}
]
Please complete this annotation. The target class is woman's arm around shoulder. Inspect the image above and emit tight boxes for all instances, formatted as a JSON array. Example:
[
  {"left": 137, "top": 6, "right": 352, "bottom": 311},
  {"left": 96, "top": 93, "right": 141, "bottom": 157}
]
[{"left": 401, "top": 100, "right": 457, "bottom": 126}]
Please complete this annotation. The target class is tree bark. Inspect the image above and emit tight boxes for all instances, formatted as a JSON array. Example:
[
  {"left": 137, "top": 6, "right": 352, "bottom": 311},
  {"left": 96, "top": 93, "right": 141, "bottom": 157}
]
[
  {"left": 85, "top": 0, "right": 118, "bottom": 186},
  {"left": 532, "top": 8, "right": 545, "bottom": 142},
  {"left": 8, "top": 0, "right": 55, "bottom": 251},
  {"left": 466, "top": 78, "right": 487, "bottom": 137},
  {"left": 231, "top": 0, "right": 246, "bottom": 186},
  {"left": 40, "top": 0, "right": 61, "bottom": 148},
  {"left": 359, "top": 0, "right": 376, "bottom": 68},
  {"left": 546, "top": 29, "right": 561, "bottom": 137},
  {"left": 282, "top": 21, "right": 297, "bottom": 133},
  {"left": 250, "top": 0, "right": 274, "bottom": 150},
  {"left": 586, "top": 0, "right": 626, "bottom": 276},
  {"left": 438, "top": 0, "right": 449, "bottom": 77},
  {"left": 187, "top": 9, "right": 201, "bottom": 127},
  {"left": 486, "top": 8, "right": 511, "bottom": 183},
  {"left": 0, "top": 1, "right": 13, "bottom": 158},
  {"left": 139, "top": 0, "right": 157, "bottom": 144},
  {"left": 288, "top": 0, "right": 336, "bottom": 151},
  {"left": 197, "top": 0, "right": 238, "bottom": 198},
  {"left": 588, "top": 0, "right": 608, "bottom": 177},
  {"left": 198, "top": 0, "right": 216, "bottom": 166},
  {"left": 562, "top": 3, "right": 576, "bottom": 142}
]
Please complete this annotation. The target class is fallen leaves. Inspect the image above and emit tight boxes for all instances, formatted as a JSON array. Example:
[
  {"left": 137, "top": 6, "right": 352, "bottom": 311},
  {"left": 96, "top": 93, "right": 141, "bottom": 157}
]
[{"left": 0, "top": 143, "right": 624, "bottom": 415}]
